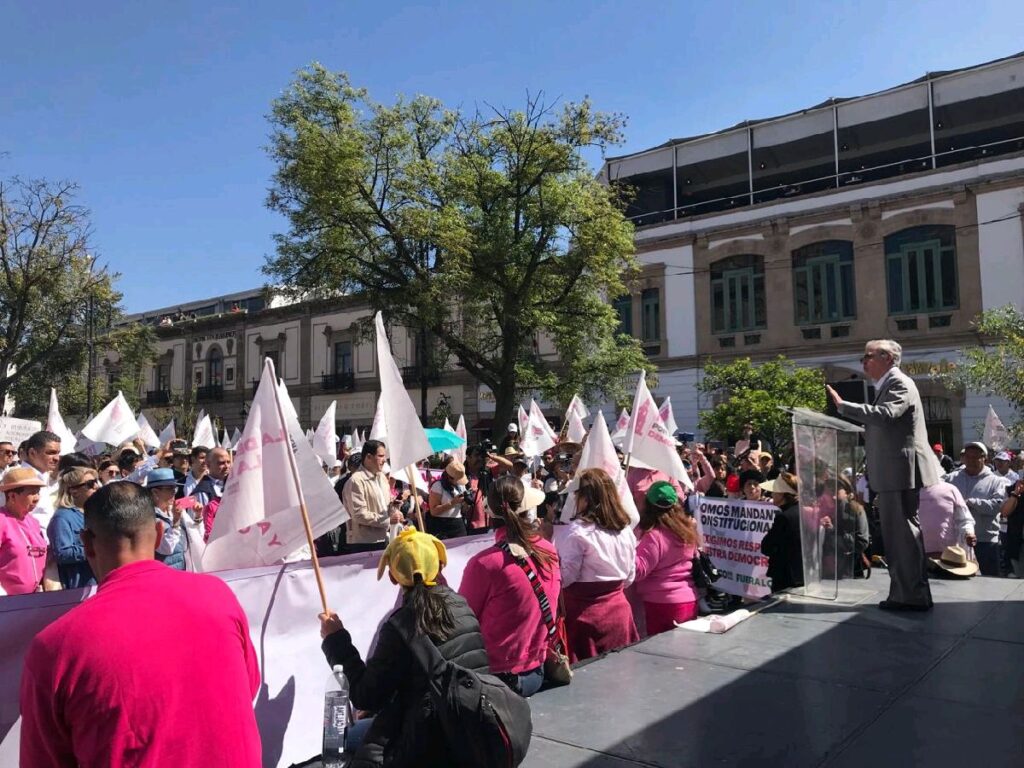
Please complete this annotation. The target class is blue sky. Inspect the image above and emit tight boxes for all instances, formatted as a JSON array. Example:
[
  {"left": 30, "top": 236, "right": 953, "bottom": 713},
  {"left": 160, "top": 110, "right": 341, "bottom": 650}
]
[{"left": 3, "top": 0, "right": 1023, "bottom": 313}]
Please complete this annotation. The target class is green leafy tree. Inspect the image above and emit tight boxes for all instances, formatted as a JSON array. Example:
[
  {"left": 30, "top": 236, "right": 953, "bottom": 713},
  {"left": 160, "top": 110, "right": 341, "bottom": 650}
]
[
  {"left": 942, "top": 304, "right": 1024, "bottom": 436},
  {"left": 0, "top": 177, "right": 153, "bottom": 420},
  {"left": 264, "top": 64, "right": 649, "bottom": 437},
  {"left": 697, "top": 356, "right": 827, "bottom": 459}
]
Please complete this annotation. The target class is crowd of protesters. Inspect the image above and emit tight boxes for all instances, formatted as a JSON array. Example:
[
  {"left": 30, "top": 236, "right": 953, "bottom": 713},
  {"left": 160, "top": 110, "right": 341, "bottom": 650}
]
[{"left": 7, "top": 406, "right": 1024, "bottom": 767}]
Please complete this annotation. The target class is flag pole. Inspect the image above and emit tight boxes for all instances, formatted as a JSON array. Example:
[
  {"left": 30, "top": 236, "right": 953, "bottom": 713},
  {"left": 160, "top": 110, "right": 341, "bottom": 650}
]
[
  {"left": 268, "top": 364, "right": 330, "bottom": 614},
  {"left": 406, "top": 465, "right": 426, "bottom": 532}
]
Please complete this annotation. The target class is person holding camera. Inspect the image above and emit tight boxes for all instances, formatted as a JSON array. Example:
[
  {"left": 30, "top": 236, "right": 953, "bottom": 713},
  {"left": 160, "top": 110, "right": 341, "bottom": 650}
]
[{"left": 427, "top": 460, "right": 469, "bottom": 540}]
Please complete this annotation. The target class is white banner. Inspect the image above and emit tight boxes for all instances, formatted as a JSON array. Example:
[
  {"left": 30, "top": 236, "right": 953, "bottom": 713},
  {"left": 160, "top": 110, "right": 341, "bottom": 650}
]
[
  {"left": 693, "top": 495, "right": 776, "bottom": 599},
  {"left": 0, "top": 535, "right": 496, "bottom": 768}
]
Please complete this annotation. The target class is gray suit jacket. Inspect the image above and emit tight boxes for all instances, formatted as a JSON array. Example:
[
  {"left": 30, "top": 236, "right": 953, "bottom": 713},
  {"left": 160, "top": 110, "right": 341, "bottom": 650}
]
[{"left": 839, "top": 367, "right": 941, "bottom": 493}]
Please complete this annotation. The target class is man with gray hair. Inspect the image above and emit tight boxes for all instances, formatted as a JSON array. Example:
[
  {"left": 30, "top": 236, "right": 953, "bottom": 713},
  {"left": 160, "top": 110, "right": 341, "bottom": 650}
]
[{"left": 828, "top": 339, "right": 940, "bottom": 611}]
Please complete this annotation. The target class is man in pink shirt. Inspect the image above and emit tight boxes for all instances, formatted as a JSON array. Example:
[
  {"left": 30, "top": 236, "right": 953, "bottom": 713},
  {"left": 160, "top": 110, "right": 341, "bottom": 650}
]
[{"left": 19, "top": 481, "right": 262, "bottom": 767}]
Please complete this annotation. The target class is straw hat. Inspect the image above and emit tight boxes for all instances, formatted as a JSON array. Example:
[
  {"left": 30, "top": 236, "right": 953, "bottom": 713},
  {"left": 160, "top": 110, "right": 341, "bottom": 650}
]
[
  {"left": 444, "top": 459, "right": 468, "bottom": 485},
  {"left": 760, "top": 476, "right": 798, "bottom": 495},
  {"left": 929, "top": 545, "right": 979, "bottom": 578},
  {"left": 0, "top": 467, "right": 46, "bottom": 493}
]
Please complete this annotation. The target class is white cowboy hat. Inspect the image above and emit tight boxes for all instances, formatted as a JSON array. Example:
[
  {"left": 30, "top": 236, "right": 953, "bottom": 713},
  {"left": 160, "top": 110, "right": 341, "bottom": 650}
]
[{"left": 929, "top": 545, "right": 979, "bottom": 578}]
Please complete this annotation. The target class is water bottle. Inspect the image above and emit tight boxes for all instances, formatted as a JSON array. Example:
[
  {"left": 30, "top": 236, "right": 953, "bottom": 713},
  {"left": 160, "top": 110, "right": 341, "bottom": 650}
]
[{"left": 322, "top": 665, "right": 349, "bottom": 765}]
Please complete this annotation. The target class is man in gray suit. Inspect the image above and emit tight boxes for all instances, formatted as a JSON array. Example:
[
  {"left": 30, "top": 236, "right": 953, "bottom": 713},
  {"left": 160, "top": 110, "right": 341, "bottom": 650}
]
[{"left": 827, "top": 339, "right": 939, "bottom": 610}]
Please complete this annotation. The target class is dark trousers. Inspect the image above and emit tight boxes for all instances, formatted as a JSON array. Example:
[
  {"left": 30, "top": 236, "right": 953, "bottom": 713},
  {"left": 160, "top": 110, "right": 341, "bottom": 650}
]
[
  {"left": 974, "top": 542, "right": 1001, "bottom": 577},
  {"left": 875, "top": 488, "right": 932, "bottom": 606}
]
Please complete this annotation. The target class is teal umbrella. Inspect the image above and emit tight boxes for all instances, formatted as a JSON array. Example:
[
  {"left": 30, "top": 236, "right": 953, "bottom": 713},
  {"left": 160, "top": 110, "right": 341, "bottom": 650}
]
[{"left": 425, "top": 428, "right": 466, "bottom": 453}]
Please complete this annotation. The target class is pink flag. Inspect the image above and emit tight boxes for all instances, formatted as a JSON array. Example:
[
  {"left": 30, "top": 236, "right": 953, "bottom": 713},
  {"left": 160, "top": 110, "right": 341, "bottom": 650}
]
[
  {"left": 626, "top": 372, "right": 693, "bottom": 491},
  {"left": 610, "top": 408, "right": 631, "bottom": 446},
  {"left": 202, "top": 359, "right": 348, "bottom": 571}
]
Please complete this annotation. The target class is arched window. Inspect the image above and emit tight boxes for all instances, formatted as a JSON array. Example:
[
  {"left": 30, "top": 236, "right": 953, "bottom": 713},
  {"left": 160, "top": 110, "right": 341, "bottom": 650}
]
[
  {"left": 710, "top": 255, "right": 765, "bottom": 333},
  {"left": 792, "top": 240, "right": 856, "bottom": 324},
  {"left": 884, "top": 225, "right": 958, "bottom": 314},
  {"left": 208, "top": 346, "right": 223, "bottom": 387}
]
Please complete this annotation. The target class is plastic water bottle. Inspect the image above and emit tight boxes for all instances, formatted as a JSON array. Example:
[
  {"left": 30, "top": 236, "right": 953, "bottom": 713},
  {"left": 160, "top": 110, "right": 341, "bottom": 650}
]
[{"left": 322, "top": 665, "right": 349, "bottom": 765}]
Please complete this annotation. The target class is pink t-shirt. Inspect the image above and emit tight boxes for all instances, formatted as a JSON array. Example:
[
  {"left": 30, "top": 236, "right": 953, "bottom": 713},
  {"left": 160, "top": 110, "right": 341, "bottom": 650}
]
[
  {"left": 0, "top": 508, "right": 47, "bottom": 595},
  {"left": 20, "top": 560, "right": 261, "bottom": 768},
  {"left": 633, "top": 525, "right": 698, "bottom": 605},
  {"left": 459, "top": 528, "right": 561, "bottom": 675}
]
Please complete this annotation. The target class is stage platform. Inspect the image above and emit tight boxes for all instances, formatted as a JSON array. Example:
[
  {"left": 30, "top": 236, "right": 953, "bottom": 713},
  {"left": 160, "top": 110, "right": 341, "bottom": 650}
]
[{"left": 524, "top": 572, "right": 1024, "bottom": 767}]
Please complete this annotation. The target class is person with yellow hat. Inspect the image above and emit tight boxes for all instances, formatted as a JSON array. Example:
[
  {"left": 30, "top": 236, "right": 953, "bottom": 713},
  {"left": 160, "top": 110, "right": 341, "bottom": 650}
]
[
  {"left": 0, "top": 468, "right": 49, "bottom": 595},
  {"left": 318, "top": 529, "right": 489, "bottom": 765}
]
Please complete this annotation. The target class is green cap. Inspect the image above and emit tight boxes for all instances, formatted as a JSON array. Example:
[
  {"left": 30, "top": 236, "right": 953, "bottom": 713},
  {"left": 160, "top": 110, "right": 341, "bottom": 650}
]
[{"left": 646, "top": 480, "right": 678, "bottom": 508}]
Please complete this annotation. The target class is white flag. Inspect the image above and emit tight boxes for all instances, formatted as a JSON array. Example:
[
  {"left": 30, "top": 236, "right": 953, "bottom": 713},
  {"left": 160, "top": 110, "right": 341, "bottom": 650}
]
[
  {"left": 566, "top": 394, "right": 589, "bottom": 423},
  {"left": 659, "top": 396, "right": 679, "bottom": 438},
  {"left": 560, "top": 411, "right": 639, "bottom": 526},
  {"left": 442, "top": 418, "right": 459, "bottom": 458},
  {"left": 454, "top": 414, "right": 468, "bottom": 463},
  {"left": 374, "top": 312, "right": 432, "bottom": 471},
  {"left": 136, "top": 413, "right": 162, "bottom": 450},
  {"left": 230, "top": 427, "right": 242, "bottom": 449},
  {"left": 158, "top": 419, "right": 176, "bottom": 445},
  {"left": 517, "top": 404, "right": 529, "bottom": 437},
  {"left": 626, "top": 372, "right": 693, "bottom": 491},
  {"left": 313, "top": 401, "right": 338, "bottom": 464},
  {"left": 521, "top": 399, "right": 558, "bottom": 457},
  {"left": 984, "top": 405, "right": 1009, "bottom": 451},
  {"left": 202, "top": 359, "right": 348, "bottom": 572},
  {"left": 81, "top": 392, "right": 137, "bottom": 446},
  {"left": 46, "top": 388, "right": 78, "bottom": 455},
  {"left": 192, "top": 413, "right": 216, "bottom": 450},
  {"left": 220, "top": 427, "right": 233, "bottom": 451},
  {"left": 610, "top": 408, "right": 631, "bottom": 446},
  {"left": 368, "top": 397, "right": 387, "bottom": 441},
  {"left": 566, "top": 410, "right": 587, "bottom": 444},
  {"left": 350, "top": 429, "right": 363, "bottom": 452}
]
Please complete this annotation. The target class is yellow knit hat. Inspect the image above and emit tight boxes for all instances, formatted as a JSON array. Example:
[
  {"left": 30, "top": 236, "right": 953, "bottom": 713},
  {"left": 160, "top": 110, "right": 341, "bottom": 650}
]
[{"left": 376, "top": 528, "right": 447, "bottom": 587}]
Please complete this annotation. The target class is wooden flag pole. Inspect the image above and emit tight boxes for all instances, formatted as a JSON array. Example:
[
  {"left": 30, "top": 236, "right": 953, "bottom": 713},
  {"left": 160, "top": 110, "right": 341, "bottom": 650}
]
[
  {"left": 406, "top": 465, "right": 426, "bottom": 533},
  {"left": 268, "top": 364, "right": 329, "bottom": 615}
]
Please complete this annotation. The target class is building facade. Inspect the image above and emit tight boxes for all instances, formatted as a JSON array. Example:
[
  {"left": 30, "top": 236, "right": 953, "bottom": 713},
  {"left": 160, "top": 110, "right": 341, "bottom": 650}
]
[
  {"left": 128, "top": 54, "right": 1024, "bottom": 450},
  {"left": 604, "top": 52, "right": 1024, "bottom": 450}
]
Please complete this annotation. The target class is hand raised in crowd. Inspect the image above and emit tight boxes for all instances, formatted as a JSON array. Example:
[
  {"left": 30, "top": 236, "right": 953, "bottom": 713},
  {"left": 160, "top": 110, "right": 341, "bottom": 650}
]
[{"left": 319, "top": 611, "right": 344, "bottom": 639}]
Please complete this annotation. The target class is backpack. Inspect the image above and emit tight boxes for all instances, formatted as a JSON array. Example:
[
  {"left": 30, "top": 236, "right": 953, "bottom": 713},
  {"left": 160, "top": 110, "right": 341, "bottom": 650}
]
[{"left": 401, "top": 626, "right": 532, "bottom": 767}]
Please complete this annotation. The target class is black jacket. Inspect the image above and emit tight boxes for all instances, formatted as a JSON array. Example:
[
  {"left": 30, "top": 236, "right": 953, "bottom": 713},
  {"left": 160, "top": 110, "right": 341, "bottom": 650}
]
[
  {"left": 321, "top": 585, "right": 489, "bottom": 768},
  {"left": 761, "top": 501, "right": 804, "bottom": 592}
]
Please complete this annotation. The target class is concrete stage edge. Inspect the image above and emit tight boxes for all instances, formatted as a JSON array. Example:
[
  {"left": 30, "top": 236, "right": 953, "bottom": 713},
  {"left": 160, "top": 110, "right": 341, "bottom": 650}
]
[{"left": 523, "top": 572, "right": 1024, "bottom": 767}]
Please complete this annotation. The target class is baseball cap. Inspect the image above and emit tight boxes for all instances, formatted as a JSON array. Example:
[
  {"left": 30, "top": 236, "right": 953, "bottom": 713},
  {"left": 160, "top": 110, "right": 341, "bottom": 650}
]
[
  {"left": 932, "top": 443, "right": 944, "bottom": 453},
  {"left": 963, "top": 441, "right": 988, "bottom": 457},
  {"left": 994, "top": 451, "right": 1012, "bottom": 461},
  {"left": 645, "top": 480, "right": 679, "bottom": 508},
  {"left": 507, "top": 423, "right": 519, "bottom": 434},
  {"left": 376, "top": 529, "right": 447, "bottom": 587}
]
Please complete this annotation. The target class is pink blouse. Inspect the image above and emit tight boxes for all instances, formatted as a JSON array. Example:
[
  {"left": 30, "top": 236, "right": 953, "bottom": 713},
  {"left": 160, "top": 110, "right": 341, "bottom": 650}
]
[{"left": 0, "top": 508, "right": 47, "bottom": 595}]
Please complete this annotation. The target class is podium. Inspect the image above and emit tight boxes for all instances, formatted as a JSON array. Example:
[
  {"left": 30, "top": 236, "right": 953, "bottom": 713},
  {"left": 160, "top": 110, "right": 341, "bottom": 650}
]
[{"left": 779, "top": 407, "right": 870, "bottom": 602}]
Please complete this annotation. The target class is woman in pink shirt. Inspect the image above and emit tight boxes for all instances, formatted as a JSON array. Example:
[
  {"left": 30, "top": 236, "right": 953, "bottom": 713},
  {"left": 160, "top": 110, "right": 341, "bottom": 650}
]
[
  {"left": 634, "top": 481, "right": 700, "bottom": 635},
  {"left": 0, "top": 468, "right": 48, "bottom": 595},
  {"left": 459, "top": 476, "right": 560, "bottom": 696}
]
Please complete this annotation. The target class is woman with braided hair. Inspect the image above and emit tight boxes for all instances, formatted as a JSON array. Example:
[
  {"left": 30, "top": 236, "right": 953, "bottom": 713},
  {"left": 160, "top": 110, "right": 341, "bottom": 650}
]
[{"left": 459, "top": 475, "right": 561, "bottom": 696}]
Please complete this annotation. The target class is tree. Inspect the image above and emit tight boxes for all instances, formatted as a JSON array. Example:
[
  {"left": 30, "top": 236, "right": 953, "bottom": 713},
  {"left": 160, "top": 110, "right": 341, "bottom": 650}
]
[
  {"left": 697, "top": 356, "right": 827, "bottom": 459},
  {"left": 0, "top": 177, "right": 153, "bottom": 419},
  {"left": 264, "top": 64, "right": 649, "bottom": 437},
  {"left": 942, "top": 304, "right": 1024, "bottom": 436}
]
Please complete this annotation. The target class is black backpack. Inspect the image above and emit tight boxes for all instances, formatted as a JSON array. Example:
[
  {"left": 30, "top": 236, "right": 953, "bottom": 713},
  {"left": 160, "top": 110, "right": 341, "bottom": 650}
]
[{"left": 401, "top": 627, "right": 532, "bottom": 767}]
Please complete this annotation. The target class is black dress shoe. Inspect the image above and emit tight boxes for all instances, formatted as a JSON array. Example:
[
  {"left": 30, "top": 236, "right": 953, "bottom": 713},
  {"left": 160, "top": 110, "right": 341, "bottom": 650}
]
[{"left": 879, "top": 600, "right": 932, "bottom": 612}]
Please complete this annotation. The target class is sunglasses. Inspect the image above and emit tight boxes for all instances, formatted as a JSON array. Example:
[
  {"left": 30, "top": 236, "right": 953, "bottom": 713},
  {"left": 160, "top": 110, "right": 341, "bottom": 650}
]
[
  {"left": 1, "top": 450, "right": 16, "bottom": 456},
  {"left": 72, "top": 478, "right": 100, "bottom": 491}
]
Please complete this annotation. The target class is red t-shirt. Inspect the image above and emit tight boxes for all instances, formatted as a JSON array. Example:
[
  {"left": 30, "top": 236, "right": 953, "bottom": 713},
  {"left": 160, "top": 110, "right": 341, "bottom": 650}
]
[{"left": 20, "top": 560, "right": 261, "bottom": 768}]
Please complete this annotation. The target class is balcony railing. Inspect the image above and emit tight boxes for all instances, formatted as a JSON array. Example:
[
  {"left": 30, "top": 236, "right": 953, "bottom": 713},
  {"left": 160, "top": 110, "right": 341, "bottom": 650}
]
[
  {"left": 401, "top": 365, "right": 441, "bottom": 386},
  {"left": 321, "top": 371, "right": 355, "bottom": 392},
  {"left": 196, "top": 384, "right": 224, "bottom": 402},
  {"left": 146, "top": 389, "right": 171, "bottom": 405}
]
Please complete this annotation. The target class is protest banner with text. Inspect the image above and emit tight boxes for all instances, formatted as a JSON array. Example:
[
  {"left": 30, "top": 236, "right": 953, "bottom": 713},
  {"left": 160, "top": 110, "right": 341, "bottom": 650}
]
[{"left": 693, "top": 495, "right": 777, "bottom": 599}]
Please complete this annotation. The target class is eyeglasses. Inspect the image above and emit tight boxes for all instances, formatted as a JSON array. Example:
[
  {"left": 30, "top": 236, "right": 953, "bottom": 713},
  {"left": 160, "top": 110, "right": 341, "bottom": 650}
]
[
  {"left": 72, "top": 478, "right": 100, "bottom": 491},
  {"left": 861, "top": 352, "right": 888, "bottom": 362}
]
